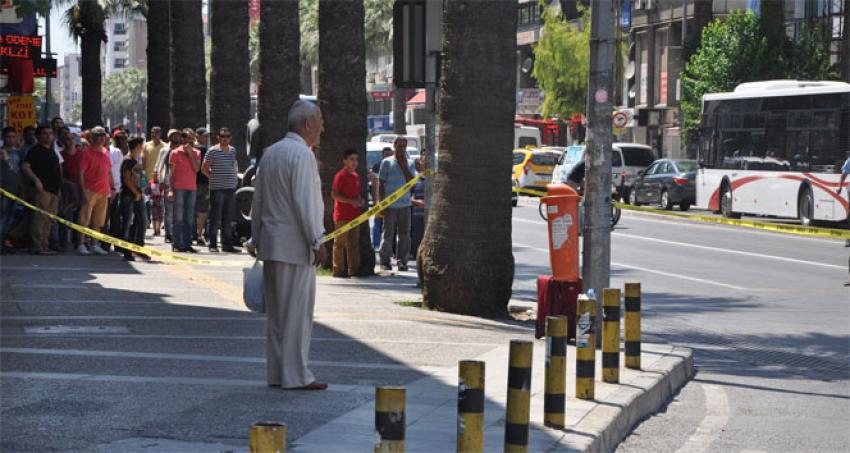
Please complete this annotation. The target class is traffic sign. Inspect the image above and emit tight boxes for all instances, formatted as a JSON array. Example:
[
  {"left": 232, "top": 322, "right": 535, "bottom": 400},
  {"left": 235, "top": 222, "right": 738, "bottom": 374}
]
[{"left": 612, "top": 111, "right": 628, "bottom": 128}]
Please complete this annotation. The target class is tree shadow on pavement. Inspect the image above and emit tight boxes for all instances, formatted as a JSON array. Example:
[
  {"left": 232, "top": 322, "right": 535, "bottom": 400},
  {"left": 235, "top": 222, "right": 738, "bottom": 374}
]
[{"left": 0, "top": 255, "right": 562, "bottom": 452}]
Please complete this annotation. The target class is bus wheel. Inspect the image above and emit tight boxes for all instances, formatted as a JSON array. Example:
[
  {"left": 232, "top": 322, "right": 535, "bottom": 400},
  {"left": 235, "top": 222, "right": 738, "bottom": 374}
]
[
  {"left": 720, "top": 184, "right": 741, "bottom": 219},
  {"left": 798, "top": 188, "right": 814, "bottom": 226}
]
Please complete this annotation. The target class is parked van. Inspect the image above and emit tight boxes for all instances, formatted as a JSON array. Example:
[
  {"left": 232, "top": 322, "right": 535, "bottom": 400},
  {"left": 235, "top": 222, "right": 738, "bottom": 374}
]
[
  {"left": 370, "top": 133, "right": 421, "bottom": 151},
  {"left": 551, "top": 142, "right": 656, "bottom": 193},
  {"left": 515, "top": 126, "right": 540, "bottom": 148}
]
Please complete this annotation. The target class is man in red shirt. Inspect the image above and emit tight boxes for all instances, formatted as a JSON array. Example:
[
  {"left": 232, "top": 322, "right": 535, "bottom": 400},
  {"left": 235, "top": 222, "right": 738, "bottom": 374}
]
[
  {"left": 77, "top": 127, "right": 114, "bottom": 255},
  {"left": 331, "top": 148, "right": 363, "bottom": 278},
  {"left": 168, "top": 128, "right": 201, "bottom": 252}
]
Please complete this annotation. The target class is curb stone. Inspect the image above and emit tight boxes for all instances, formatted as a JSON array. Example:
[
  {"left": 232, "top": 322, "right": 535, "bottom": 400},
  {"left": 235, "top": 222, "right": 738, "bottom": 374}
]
[{"left": 577, "top": 346, "right": 695, "bottom": 452}]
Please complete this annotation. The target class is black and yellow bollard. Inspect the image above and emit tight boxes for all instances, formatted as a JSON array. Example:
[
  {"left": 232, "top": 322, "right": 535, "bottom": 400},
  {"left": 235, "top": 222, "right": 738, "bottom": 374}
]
[
  {"left": 602, "top": 288, "right": 621, "bottom": 383},
  {"left": 544, "top": 316, "right": 567, "bottom": 429},
  {"left": 575, "top": 294, "right": 596, "bottom": 400},
  {"left": 505, "top": 340, "right": 532, "bottom": 452},
  {"left": 458, "top": 360, "right": 485, "bottom": 452},
  {"left": 624, "top": 282, "right": 641, "bottom": 370},
  {"left": 249, "top": 422, "right": 286, "bottom": 453},
  {"left": 375, "top": 386, "right": 406, "bottom": 453}
]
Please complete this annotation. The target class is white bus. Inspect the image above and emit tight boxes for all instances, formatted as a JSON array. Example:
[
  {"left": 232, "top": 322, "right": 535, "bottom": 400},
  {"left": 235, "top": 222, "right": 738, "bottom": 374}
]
[{"left": 696, "top": 80, "right": 850, "bottom": 225}]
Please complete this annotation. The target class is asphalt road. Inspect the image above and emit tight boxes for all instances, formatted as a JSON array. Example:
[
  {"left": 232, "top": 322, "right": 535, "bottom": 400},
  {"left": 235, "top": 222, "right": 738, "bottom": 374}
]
[{"left": 511, "top": 196, "right": 850, "bottom": 452}]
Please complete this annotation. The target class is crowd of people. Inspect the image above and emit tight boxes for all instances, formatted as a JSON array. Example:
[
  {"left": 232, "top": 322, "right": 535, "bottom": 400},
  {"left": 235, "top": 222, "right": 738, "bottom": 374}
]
[{"left": 0, "top": 117, "right": 241, "bottom": 259}]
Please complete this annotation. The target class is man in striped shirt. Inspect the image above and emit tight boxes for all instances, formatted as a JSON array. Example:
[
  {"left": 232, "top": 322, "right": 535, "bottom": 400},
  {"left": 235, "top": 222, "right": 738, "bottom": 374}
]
[{"left": 202, "top": 127, "right": 240, "bottom": 253}]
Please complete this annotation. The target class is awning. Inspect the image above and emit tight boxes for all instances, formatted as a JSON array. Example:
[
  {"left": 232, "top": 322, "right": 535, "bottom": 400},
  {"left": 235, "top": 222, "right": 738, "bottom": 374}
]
[{"left": 407, "top": 90, "right": 426, "bottom": 105}]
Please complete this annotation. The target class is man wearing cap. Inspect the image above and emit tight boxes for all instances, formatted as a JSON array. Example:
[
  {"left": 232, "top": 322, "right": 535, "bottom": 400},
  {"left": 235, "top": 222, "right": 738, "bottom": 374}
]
[
  {"left": 155, "top": 129, "right": 182, "bottom": 243},
  {"left": 168, "top": 129, "right": 201, "bottom": 252},
  {"left": 193, "top": 127, "right": 210, "bottom": 246}
]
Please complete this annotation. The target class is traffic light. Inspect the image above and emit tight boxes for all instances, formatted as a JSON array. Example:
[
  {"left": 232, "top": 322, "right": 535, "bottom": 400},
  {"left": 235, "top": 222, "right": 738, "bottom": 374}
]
[{"left": 626, "top": 40, "right": 636, "bottom": 108}]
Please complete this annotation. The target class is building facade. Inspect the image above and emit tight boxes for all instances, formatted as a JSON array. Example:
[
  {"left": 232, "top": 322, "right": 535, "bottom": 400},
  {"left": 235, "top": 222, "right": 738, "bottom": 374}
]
[
  {"left": 625, "top": 0, "right": 847, "bottom": 158},
  {"left": 59, "top": 52, "right": 82, "bottom": 123},
  {"left": 103, "top": 13, "right": 147, "bottom": 78}
]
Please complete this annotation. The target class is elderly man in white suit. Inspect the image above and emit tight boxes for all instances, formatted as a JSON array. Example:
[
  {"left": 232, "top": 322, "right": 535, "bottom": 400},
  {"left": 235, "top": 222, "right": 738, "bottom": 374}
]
[{"left": 251, "top": 100, "right": 328, "bottom": 390}]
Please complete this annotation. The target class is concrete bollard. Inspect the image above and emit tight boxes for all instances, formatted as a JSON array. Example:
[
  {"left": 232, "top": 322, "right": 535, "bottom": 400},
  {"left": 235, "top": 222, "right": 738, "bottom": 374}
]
[
  {"left": 544, "top": 316, "right": 568, "bottom": 429},
  {"left": 624, "top": 282, "right": 641, "bottom": 370},
  {"left": 457, "top": 360, "right": 485, "bottom": 453},
  {"left": 375, "top": 386, "right": 406, "bottom": 453},
  {"left": 249, "top": 422, "right": 286, "bottom": 453},
  {"left": 602, "top": 288, "right": 621, "bottom": 383},
  {"left": 575, "top": 295, "right": 596, "bottom": 400},
  {"left": 505, "top": 340, "right": 533, "bottom": 452}
]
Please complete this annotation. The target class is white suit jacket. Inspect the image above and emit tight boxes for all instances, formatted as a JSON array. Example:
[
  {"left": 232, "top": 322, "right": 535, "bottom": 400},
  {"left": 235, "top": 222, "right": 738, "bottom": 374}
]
[{"left": 251, "top": 132, "right": 325, "bottom": 265}]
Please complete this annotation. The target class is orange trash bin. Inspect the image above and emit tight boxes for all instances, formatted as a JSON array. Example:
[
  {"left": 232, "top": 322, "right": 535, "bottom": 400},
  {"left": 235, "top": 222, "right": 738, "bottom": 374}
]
[{"left": 541, "top": 184, "right": 581, "bottom": 281}]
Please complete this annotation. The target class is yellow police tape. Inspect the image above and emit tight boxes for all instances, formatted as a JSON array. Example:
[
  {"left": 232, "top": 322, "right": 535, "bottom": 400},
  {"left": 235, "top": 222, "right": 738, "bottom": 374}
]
[
  {"left": 613, "top": 201, "right": 850, "bottom": 240},
  {"left": 0, "top": 187, "right": 248, "bottom": 266},
  {"left": 321, "top": 170, "right": 431, "bottom": 243},
  {"left": 0, "top": 170, "right": 431, "bottom": 265},
  {"left": 512, "top": 186, "right": 547, "bottom": 197}
]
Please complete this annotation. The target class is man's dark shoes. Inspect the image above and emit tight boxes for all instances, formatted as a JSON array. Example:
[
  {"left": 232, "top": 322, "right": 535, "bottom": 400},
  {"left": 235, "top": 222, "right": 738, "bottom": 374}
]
[
  {"left": 289, "top": 381, "right": 328, "bottom": 390},
  {"left": 332, "top": 272, "right": 350, "bottom": 279},
  {"left": 164, "top": 235, "right": 172, "bottom": 244},
  {"left": 381, "top": 263, "right": 392, "bottom": 271},
  {"left": 398, "top": 263, "right": 409, "bottom": 272},
  {"left": 196, "top": 236, "right": 206, "bottom": 246},
  {"left": 209, "top": 246, "right": 219, "bottom": 253},
  {"left": 185, "top": 246, "right": 199, "bottom": 254}
]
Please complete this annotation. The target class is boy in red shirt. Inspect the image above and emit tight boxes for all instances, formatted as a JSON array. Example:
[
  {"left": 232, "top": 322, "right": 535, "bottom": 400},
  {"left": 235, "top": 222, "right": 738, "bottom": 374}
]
[{"left": 331, "top": 148, "right": 363, "bottom": 278}]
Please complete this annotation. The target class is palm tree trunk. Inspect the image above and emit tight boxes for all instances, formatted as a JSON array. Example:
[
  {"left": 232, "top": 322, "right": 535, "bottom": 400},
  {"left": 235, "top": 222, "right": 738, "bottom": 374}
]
[
  {"left": 80, "top": 32, "right": 103, "bottom": 129},
  {"left": 147, "top": 0, "right": 171, "bottom": 131},
  {"left": 317, "top": 0, "right": 371, "bottom": 274},
  {"left": 210, "top": 0, "right": 250, "bottom": 169},
  {"left": 169, "top": 0, "right": 207, "bottom": 128},
  {"left": 258, "top": 0, "right": 301, "bottom": 149},
  {"left": 418, "top": 0, "right": 517, "bottom": 317}
]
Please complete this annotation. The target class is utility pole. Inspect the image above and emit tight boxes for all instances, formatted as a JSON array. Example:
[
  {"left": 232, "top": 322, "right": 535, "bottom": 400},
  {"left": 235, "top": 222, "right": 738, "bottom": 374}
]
[
  {"left": 43, "top": 9, "right": 52, "bottom": 124},
  {"left": 582, "top": 0, "right": 615, "bottom": 341}
]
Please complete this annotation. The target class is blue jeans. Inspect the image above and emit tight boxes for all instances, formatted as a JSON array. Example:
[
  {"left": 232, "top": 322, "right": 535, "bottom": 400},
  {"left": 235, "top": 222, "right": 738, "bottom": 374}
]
[
  {"left": 372, "top": 217, "right": 383, "bottom": 249},
  {"left": 0, "top": 197, "right": 17, "bottom": 242},
  {"left": 172, "top": 189, "right": 196, "bottom": 249}
]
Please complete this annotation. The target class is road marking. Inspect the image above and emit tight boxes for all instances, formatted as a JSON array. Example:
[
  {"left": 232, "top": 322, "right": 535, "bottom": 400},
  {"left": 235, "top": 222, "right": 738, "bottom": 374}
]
[
  {"left": 614, "top": 233, "right": 844, "bottom": 270},
  {"left": 0, "top": 347, "right": 446, "bottom": 372},
  {"left": 0, "top": 371, "right": 372, "bottom": 393},
  {"left": 512, "top": 242, "right": 747, "bottom": 290},
  {"left": 1, "top": 333, "right": 503, "bottom": 346},
  {"left": 675, "top": 383, "right": 730, "bottom": 453},
  {"left": 611, "top": 263, "right": 747, "bottom": 291},
  {"left": 622, "top": 212, "right": 839, "bottom": 243}
]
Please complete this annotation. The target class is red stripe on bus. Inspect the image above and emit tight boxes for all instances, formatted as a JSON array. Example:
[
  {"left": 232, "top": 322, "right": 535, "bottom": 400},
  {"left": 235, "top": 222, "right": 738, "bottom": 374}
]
[{"left": 706, "top": 174, "right": 849, "bottom": 214}]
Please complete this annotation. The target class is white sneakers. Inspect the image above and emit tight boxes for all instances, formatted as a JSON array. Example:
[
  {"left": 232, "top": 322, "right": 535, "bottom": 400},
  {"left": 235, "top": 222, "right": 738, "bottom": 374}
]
[{"left": 77, "top": 244, "right": 110, "bottom": 255}]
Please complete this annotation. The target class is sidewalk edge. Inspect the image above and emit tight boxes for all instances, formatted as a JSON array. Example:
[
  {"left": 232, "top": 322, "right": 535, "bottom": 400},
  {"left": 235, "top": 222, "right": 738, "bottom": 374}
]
[{"left": 578, "top": 346, "right": 695, "bottom": 453}]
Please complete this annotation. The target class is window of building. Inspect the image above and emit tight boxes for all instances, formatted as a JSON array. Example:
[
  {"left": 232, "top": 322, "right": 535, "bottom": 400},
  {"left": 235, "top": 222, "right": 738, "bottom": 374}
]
[
  {"left": 113, "top": 23, "right": 127, "bottom": 35},
  {"left": 654, "top": 27, "right": 668, "bottom": 106},
  {"left": 113, "top": 41, "right": 127, "bottom": 52},
  {"left": 114, "top": 58, "right": 127, "bottom": 69}
]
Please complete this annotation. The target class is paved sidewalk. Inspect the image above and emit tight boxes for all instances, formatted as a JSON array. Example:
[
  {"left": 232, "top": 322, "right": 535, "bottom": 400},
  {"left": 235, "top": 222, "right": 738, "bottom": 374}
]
[{"left": 1, "top": 237, "right": 692, "bottom": 452}]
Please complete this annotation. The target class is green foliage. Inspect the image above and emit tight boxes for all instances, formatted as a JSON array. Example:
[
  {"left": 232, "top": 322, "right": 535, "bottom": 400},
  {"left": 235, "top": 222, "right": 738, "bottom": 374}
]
[
  {"left": 681, "top": 10, "right": 840, "bottom": 142},
  {"left": 249, "top": 20, "right": 259, "bottom": 83},
  {"left": 102, "top": 67, "right": 147, "bottom": 119},
  {"left": 531, "top": 4, "right": 590, "bottom": 118}
]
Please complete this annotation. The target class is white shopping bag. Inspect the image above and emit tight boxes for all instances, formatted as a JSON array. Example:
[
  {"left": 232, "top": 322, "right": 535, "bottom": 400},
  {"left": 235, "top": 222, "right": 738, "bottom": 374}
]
[{"left": 243, "top": 260, "right": 265, "bottom": 313}]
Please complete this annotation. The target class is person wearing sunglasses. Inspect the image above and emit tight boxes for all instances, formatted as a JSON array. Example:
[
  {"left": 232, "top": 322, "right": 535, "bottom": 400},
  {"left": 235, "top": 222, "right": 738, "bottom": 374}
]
[{"left": 201, "top": 127, "right": 240, "bottom": 253}]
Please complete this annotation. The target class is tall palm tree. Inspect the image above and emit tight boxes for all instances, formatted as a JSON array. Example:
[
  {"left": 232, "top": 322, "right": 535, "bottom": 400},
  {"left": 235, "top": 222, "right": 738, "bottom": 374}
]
[
  {"left": 102, "top": 67, "right": 146, "bottom": 127},
  {"left": 169, "top": 0, "right": 206, "bottom": 128},
  {"left": 317, "top": 0, "right": 370, "bottom": 273},
  {"left": 62, "top": 0, "right": 107, "bottom": 128},
  {"left": 209, "top": 0, "right": 250, "bottom": 169},
  {"left": 257, "top": 0, "right": 300, "bottom": 149},
  {"left": 146, "top": 0, "right": 170, "bottom": 131},
  {"left": 417, "top": 0, "right": 517, "bottom": 317}
]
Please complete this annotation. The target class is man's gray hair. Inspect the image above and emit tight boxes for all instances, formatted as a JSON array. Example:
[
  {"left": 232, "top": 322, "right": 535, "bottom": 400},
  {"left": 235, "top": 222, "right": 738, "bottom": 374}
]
[{"left": 287, "top": 99, "right": 319, "bottom": 132}]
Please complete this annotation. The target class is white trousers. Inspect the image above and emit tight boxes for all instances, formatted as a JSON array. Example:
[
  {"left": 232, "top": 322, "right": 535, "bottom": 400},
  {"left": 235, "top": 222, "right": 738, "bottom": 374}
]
[{"left": 263, "top": 260, "right": 317, "bottom": 388}]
